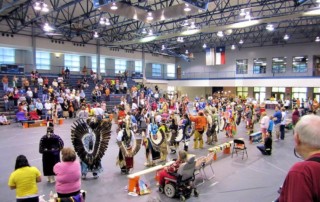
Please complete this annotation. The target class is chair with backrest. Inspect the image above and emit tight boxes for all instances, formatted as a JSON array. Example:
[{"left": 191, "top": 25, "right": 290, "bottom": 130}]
[
  {"left": 202, "top": 152, "right": 215, "bottom": 180},
  {"left": 194, "top": 156, "right": 206, "bottom": 186},
  {"left": 231, "top": 139, "right": 248, "bottom": 160}
]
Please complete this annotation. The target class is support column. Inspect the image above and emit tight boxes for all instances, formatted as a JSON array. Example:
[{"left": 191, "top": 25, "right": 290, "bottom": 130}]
[
  {"left": 31, "top": 23, "right": 36, "bottom": 71},
  {"left": 142, "top": 46, "right": 146, "bottom": 83},
  {"left": 96, "top": 39, "right": 101, "bottom": 77}
]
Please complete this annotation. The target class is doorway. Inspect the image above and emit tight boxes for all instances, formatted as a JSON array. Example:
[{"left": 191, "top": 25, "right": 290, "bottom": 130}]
[{"left": 313, "top": 56, "right": 320, "bottom": 76}]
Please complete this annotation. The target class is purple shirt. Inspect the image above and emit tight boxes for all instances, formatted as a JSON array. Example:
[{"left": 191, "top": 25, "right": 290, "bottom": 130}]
[{"left": 53, "top": 161, "right": 81, "bottom": 194}]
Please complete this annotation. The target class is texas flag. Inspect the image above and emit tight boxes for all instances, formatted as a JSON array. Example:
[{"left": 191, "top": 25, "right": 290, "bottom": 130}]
[
  {"left": 205, "top": 48, "right": 215, "bottom": 66},
  {"left": 215, "top": 46, "right": 226, "bottom": 65}
]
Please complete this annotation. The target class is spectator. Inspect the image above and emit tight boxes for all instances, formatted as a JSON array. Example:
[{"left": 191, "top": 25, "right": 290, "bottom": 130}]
[
  {"left": 82, "top": 66, "right": 87, "bottom": 77},
  {"left": 12, "top": 75, "right": 18, "bottom": 88},
  {"left": 8, "top": 155, "right": 42, "bottom": 202},
  {"left": 278, "top": 115, "right": 320, "bottom": 202},
  {"left": 257, "top": 131, "right": 272, "bottom": 155},
  {"left": 280, "top": 107, "right": 287, "bottom": 140},
  {"left": 0, "top": 113, "right": 10, "bottom": 125},
  {"left": 2, "top": 75, "right": 9, "bottom": 91},
  {"left": 3, "top": 94, "right": 9, "bottom": 111},
  {"left": 65, "top": 67, "right": 70, "bottom": 79},
  {"left": 273, "top": 106, "right": 282, "bottom": 141},
  {"left": 35, "top": 99, "right": 43, "bottom": 117},
  {"left": 54, "top": 148, "right": 81, "bottom": 198}
]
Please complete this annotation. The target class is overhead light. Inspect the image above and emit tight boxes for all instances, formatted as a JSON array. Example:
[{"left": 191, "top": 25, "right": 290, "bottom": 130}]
[
  {"left": 266, "top": 24, "right": 275, "bottom": 31},
  {"left": 148, "top": 29, "right": 153, "bottom": 36},
  {"left": 182, "top": 20, "right": 189, "bottom": 27},
  {"left": 189, "top": 21, "right": 196, "bottom": 29},
  {"left": 284, "top": 34, "right": 290, "bottom": 40},
  {"left": 99, "top": 18, "right": 110, "bottom": 26},
  {"left": 231, "top": 44, "right": 236, "bottom": 50},
  {"left": 239, "top": 39, "right": 244, "bottom": 44},
  {"left": 94, "top": 32, "right": 99, "bottom": 38},
  {"left": 140, "top": 36, "right": 157, "bottom": 43},
  {"left": 43, "top": 23, "right": 54, "bottom": 32},
  {"left": 225, "top": 29, "right": 233, "bottom": 35},
  {"left": 184, "top": 4, "right": 191, "bottom": 12},
  {"left": 141, "top": 28, "right": 147, "bottom": 34},
  {"left": 161, "top": 45, "right": 165, "bottom": 50},
  {"left": 303, "top": 8, "right": 320, "bottom": 16},
  {"left": 202, "top": 43, "right": 207, "bottom": 48},
  {"left": 146, "top": 12, "right": 153, "bottom": 21},
  {"left": 185, "top": 50, "right": 189, "bottom": 54},
  {"left": 34, "top": 2, "right": 49, "bottom": 12},
  {"left": 217, "top": 31, "right": 224, "bottom": 37},
  {"left": 110, "top": 2, "right": 118, "bottom": 10},
  {"left": 177, "top": 37, "right": 184, "bottom": 42},
  {"left": 245, "top": 12, "right": 251, "bottom": 20},
  {"left": 239, "top": 9, "right": 246, "bottom": 16},
  {"left": 316, "top": 36, "right": 320, "bottom": 42}
]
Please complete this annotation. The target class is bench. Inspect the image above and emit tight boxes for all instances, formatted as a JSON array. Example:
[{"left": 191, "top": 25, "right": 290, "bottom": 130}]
[
  {"left": 249, "top": 131, "right": 262, "bottom": 143},
  {"left": 127, "top": 161, "right": 175, "bottom": 193},
  {"left": 208, "top": 141, "right": 233, "bottom": 161},
  {"left": 22, "top": 118, "right": 64, "bottom": 128}
]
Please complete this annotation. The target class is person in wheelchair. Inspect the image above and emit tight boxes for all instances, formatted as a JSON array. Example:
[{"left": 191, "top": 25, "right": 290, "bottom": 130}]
[{"left": 157, "top": 150, "right": 188, "bottom": 189}]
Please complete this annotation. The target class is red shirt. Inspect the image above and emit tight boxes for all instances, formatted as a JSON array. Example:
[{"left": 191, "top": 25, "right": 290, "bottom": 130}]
[{"left": 279, "top": 153, "right": 320, "bottom": 202}]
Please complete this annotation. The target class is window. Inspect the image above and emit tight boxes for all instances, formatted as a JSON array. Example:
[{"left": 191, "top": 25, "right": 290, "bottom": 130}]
[
  {"left": 64, "top": 54, "right": 80, "bottom": 71},
  {"left": 253, "top": 58, "right": 266, "bottom": 74},
  {"left": 152, "top": 64, "right": 162, "bottom": 77},
  {"left": 91, "top": 56, "right": 106, "bottom": 73},
  {"left": 115, "top": 59, "right": 126, "bottom": 73},
  {"left": 272, "top": 87, "right": 286, "bottom": 92},
  {"left": 236, "top": 87, "right": 248, "bottom": 98},
  {"left": 254, "top": 87, "right": 266, "bottom": 103},
  {"left": 0, "top": 47, "right": 15, "bottom": 64},
  {"left": 167, "top": 64, "right": 175, "bottom": 77},
  {"left": 292, "top": 87, "right": 307, "bottom": 101},
  {"left": 314, "top": 88, "right": 320, "bottom": 93},
  {"left": 292, "top": 56, "right": 308, "bottom": 73},
  {"left": 236, "top": 59, "right": 248, "bottom": 74},
  {"left": 272, "top": 57, "right": 286, "bottom": 73},
  {"left": 135, "top": 61, "right": 142, "bottom": 73},
  {"left": 36, "top": 51, "right": 50, "bottom": 70}
]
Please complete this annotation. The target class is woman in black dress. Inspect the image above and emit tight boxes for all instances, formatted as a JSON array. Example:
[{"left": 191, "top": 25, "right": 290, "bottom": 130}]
[{"left": 39, "top": 123, "right": 64, "bottom": 183}]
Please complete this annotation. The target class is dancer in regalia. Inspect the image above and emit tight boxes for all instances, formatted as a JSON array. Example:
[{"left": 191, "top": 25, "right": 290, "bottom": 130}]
[
  {"left": 143, "top": 117, "right": 161, "bottom": 167},
  {"left": 116, "top": 117, "right": 141, "bottom": 174}
]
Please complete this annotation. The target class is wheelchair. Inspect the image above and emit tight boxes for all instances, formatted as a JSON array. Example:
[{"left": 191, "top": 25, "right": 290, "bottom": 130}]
[
  {"left": 159, "top": 156, "right": 199, "bottom": 201},
  {"left": 53, "top": 190, "right": 86, "bottom": 202}
]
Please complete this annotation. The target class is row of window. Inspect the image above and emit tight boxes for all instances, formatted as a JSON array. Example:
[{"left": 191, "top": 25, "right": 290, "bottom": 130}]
[
  {"left": 236, "top": 56, "right": 308, "bottom": 74},
  {"left": 0, "top": 48, "right": 174, "bottom": 76}
]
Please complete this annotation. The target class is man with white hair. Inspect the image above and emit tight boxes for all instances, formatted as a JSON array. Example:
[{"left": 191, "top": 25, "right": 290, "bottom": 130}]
[{"left": 278, "top": 115, "right": 320, "bottom": 202}]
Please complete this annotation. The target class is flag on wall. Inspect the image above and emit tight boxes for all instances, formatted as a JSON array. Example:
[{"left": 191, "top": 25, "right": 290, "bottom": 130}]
[
  {"left": 205, "top": 48, "right": 215, "bottom": 66},
  {"left": 215, "top": 46, "right": 226, "bottom": 65}
]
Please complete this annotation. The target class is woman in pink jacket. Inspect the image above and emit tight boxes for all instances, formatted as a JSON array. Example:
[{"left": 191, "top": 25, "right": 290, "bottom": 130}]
[{"left": 53, "top": 147, "right": 81, "bottom": 198}]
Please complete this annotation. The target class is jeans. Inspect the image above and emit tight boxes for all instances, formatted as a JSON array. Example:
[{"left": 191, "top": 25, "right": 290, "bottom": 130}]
[
  {"left": 257, "top": 145, "right": 271, "bottom": 155},
  {"left": 280, "top": 124, "right": 285, "bottom": 140},
  {"left": 16, "top": 196, "right": 39, "bottom": 202}
]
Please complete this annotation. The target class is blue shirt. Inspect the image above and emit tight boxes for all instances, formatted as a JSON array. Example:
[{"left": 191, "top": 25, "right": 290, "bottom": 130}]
[{"left": 273, "top": 111, "right": 282, "bottom": 124}]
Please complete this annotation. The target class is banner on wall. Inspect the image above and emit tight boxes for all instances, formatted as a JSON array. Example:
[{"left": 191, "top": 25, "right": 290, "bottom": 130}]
[
  {"left": 215, "top": 46, "right": 226, "bottom": 65},
  {"left": 205, "top": 48, "right": 215, "bottom": 66}
]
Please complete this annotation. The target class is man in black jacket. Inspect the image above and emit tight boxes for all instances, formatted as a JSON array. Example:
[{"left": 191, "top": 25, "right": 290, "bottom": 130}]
[{"left": 257, "top": 131, "right": 272, "bottom": 155}]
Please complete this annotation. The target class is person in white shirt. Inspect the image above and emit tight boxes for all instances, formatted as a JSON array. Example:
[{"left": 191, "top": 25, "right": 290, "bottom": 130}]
[
  {"left": 77, "top": 106, "right": 89, "bottom": 119},
  {"left": 0, "top": 114, "right": 10, "bottom": 125},
  {"left": 57, "top": 76, "right": 63, "bottom": 85},
  {"left": 131, "top": 102, "right": 138, "bottom": 111},
  {"left": 52, "top": 79, "right": 58, "bottom": 89},
  {"left": 38, "top": 76, "right": 43, "bottom": 87},
  {"left": 280, "top": 107, "right": 287, "bottom": 140},
  {"left": 44, "top": 100, "right": 52, "bottom": 120},
  {"left": 284, "top": 98, "right": 290, "bottom": 111},
  {"left": 94, "top": 104, "right": 104, "bottom": 120},
  {"left": 259, "top": 111, "right": 270, "bottom": 140}
]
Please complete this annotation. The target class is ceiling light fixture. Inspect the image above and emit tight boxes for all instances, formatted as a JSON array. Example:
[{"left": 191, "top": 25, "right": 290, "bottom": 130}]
[
  {"left": 34, "top": 2, "right": 49, "bottom": 12},
  {"left": 239, "top": 39, "right": 244, "bottom": 44},
  {"left": 266, "top": 24, "right": 275, "bottom": 31},
  {"left": 245, "top": 12, "right": 251, "bottom": 20},
  {"left": 141, "top": 28, "right": 147, "bottom": 34},
  {"left": 177, "top": 37, "right": 184, "bottom": 42},
  {"left": 100, "top": 18, "right": 110, "bottom": 26},
  {"left": 284, "top": 34, "right": 290, "bottom": 40},
  {"left": 184, "top": 4, "right": 191, "bottom": 12},
  {"left": 182, "top": 20, "right": 189, "bottom": 27},
  {"left": 146, "top": 12, "right": 153, "bottom": 21},
  {"left": 148, "top": 29, "right": 153, "bottom": 36},
  {"left": 239, "top": 9, "right": 246, "bottom": 16},
  {"left": 185, "top": 50, "right": 189, "bottom": 54},
  {"left": 110, "top": 2, "right": 118, "bottom": 10},
  {"left": 217, "top": 31, "right": 224, "bottom": 37},
  {"left": 231, "top": 44, "right": 236, "bottom": 50},
  {"left": 189, "top": 21, "right": 196, "bottom": 29},
  {"left": 316, "top": 36, "right": 320, "bottom": 42},
  {"left": 202, "top": 43, "right": 207, "bottom": 48},
  {"left": 161, "top": 45, "right": 165, "bottom": 50},
  {"left": 94, "top": 32, "right": 99, "bottom": 38},
  {"left": 43, "top": 23, "right": 54, "bottom": 32}
]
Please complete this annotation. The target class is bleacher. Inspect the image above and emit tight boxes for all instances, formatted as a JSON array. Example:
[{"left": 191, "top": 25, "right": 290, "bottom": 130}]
[{"left": 0, "top": 73, "right": 138, "bottom": 120}]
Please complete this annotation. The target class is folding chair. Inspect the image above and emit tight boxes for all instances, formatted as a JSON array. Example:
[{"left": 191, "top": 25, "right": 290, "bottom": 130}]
[
  {"left": 203, "top": 152, "right": 215, "bottom": 180},
  {"left": 231, "top": 139, "right": 248, "bottom": 160},
  {"left": 194, "top": 156, "right": 206, "bottom": 186}
]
